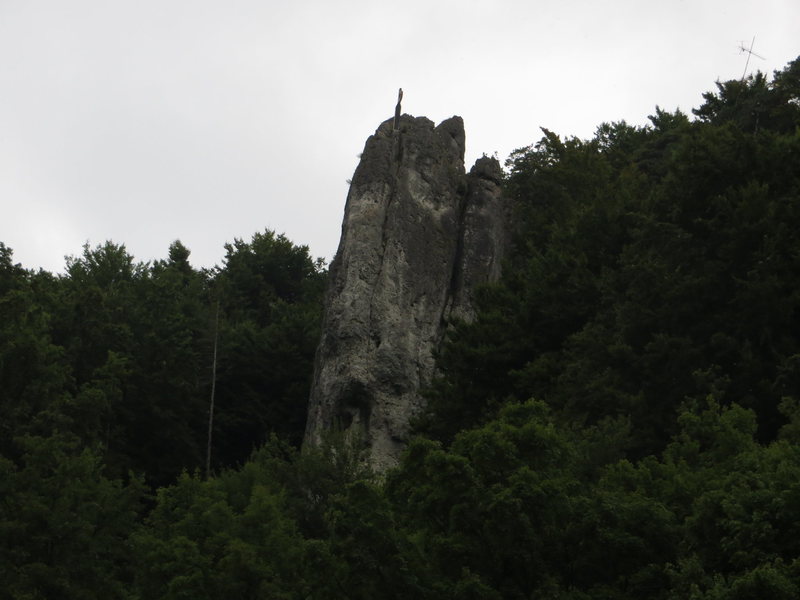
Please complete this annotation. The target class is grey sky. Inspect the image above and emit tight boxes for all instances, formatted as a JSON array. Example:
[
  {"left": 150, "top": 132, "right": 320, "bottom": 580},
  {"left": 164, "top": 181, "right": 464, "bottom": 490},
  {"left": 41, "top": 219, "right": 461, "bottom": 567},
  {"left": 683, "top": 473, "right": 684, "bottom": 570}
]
[{"left": 1, "top": 0, "right": 798, "bottom": 273}]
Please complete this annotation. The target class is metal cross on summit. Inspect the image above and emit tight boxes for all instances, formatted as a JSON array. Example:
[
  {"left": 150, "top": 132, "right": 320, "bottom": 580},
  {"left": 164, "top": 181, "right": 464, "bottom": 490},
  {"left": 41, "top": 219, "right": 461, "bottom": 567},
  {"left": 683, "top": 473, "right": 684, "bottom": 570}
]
[{"left": 393, "top": 88, "right": 403, "bottom": 130}]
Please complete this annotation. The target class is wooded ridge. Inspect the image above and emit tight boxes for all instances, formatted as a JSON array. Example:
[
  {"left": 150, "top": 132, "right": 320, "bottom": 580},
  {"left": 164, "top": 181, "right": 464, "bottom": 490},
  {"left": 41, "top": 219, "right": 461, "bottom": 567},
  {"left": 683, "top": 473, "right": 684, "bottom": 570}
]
[{"left": 1, "top": 57, "right": 799, "bottom": 598}]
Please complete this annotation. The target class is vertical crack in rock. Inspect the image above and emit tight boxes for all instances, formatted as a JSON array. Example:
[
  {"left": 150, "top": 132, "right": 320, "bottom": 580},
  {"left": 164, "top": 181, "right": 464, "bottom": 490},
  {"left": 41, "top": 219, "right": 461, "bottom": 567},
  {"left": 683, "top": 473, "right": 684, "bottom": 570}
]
[
  {"left": 304, "top": 115, "right": 508, "bottom": 469},
  {"left": 444, "top": 155, "right": 508, "bottom": 324},
  {"left": 366, "top": 134, "right": 402, "bottom": 349}
]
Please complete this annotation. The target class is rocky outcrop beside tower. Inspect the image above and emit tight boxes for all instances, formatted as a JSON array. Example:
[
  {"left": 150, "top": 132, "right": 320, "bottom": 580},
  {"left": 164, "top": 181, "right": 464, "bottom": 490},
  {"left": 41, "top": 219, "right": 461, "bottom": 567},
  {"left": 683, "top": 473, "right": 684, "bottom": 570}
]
[{"left": 304, "top": 115, "right": 508, "bottom": 469}]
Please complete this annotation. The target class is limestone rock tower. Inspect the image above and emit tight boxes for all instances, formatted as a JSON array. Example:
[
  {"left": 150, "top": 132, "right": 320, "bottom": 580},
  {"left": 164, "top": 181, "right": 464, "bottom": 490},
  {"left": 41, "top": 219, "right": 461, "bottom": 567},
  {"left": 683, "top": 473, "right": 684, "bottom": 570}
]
[{"left": 304, "top": 114, "right": 508, "bottom": 469}]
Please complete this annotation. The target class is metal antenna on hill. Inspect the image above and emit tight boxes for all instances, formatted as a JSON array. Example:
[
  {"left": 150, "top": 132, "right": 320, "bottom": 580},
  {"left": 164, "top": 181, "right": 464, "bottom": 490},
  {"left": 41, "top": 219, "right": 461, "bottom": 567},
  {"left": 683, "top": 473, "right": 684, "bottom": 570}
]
[{"left": 739, "top": 36, "right": 765, "bottom": 81}]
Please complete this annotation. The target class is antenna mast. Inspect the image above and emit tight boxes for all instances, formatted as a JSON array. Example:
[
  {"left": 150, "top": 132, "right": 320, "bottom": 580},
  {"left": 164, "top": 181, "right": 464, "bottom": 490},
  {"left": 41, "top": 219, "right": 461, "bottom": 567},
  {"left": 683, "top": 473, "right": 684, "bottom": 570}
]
[{"left": 739, "top": 36, "right": 765, "bottom": 81}]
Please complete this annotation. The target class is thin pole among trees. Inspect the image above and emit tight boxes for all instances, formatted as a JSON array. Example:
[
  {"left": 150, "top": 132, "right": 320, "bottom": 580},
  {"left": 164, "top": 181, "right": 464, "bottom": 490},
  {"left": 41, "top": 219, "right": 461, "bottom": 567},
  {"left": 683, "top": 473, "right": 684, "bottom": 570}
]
[{"left": 206, "top": 299, "right": 220, "bottom": 479}]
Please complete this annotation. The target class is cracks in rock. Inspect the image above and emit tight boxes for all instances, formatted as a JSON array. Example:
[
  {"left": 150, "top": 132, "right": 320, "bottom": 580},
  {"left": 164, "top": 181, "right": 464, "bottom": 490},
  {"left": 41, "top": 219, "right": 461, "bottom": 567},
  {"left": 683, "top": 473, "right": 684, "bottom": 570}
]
[
  {"left": 366, "top": 130, "right": 405, "bottom": 350},
  {"left": 437, "top": 173, "right": 470, "bottom": 347}
]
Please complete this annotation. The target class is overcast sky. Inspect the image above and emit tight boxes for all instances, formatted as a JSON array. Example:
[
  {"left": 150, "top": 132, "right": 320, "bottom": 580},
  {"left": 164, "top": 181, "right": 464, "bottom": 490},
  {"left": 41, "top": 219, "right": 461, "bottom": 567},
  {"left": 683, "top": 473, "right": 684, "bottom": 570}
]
[{"left": 2, "top": 0, "right": 798, "bottom": 273}]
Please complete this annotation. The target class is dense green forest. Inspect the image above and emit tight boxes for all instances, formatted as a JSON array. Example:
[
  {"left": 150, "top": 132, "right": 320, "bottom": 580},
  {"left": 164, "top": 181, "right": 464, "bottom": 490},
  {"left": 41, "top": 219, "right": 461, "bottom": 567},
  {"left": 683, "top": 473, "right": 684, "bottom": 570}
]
[{"left": 2, "top": 57, "right": 800, "bottom": 598}]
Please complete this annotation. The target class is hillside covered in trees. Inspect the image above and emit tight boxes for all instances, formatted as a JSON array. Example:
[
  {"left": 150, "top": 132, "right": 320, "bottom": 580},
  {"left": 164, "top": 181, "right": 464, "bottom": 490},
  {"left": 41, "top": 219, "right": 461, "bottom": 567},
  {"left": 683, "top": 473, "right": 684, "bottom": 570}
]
[{"left": 2, "top": 57, "right": 800, "bottom": 598}]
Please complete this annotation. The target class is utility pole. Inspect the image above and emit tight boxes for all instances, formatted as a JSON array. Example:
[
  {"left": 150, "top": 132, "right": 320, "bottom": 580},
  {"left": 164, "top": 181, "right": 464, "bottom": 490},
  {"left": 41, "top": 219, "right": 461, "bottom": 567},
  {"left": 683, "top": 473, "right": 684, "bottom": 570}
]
[{"left": 206, "top": 299, "right": 220, "bottom": 479}]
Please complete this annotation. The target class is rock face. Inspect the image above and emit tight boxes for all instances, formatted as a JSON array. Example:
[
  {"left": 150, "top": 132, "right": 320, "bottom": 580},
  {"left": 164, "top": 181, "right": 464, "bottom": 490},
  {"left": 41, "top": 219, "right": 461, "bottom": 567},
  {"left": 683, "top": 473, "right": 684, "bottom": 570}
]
[{"left": 304, "top": 114, "right": 508, "bottom": 469}]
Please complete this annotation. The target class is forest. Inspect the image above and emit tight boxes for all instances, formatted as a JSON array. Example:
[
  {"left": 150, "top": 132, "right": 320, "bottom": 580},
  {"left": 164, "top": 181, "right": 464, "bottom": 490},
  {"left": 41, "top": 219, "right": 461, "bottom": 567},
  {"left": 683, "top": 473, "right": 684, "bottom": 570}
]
[{"left": 1, "top": 57, "right": 799, "bottom": 599}]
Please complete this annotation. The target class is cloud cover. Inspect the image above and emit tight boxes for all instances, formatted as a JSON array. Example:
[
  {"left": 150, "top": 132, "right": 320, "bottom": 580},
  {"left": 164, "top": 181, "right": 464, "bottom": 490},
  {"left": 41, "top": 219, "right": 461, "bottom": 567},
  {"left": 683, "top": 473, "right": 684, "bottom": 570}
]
[{"left": 1, "top": 0, "right": 798, "bottom": 272}]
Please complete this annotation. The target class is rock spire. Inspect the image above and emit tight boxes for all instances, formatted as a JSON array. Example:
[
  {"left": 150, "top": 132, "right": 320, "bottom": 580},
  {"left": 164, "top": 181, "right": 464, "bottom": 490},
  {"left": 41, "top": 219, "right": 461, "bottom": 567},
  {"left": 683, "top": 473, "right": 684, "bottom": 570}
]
[{"left": 304, "top": 114, "right": 508, "bottom": 469}]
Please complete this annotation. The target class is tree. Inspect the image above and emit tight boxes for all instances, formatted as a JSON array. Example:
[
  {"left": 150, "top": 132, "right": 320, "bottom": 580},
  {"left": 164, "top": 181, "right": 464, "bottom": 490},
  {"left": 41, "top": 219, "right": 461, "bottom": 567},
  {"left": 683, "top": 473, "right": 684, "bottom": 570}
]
[
  {"left": 209, "top": 230, "right": 326, "bottom": 469},
  {"left": 0, "top": 434, "right": 144, "bottom": 599}
]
